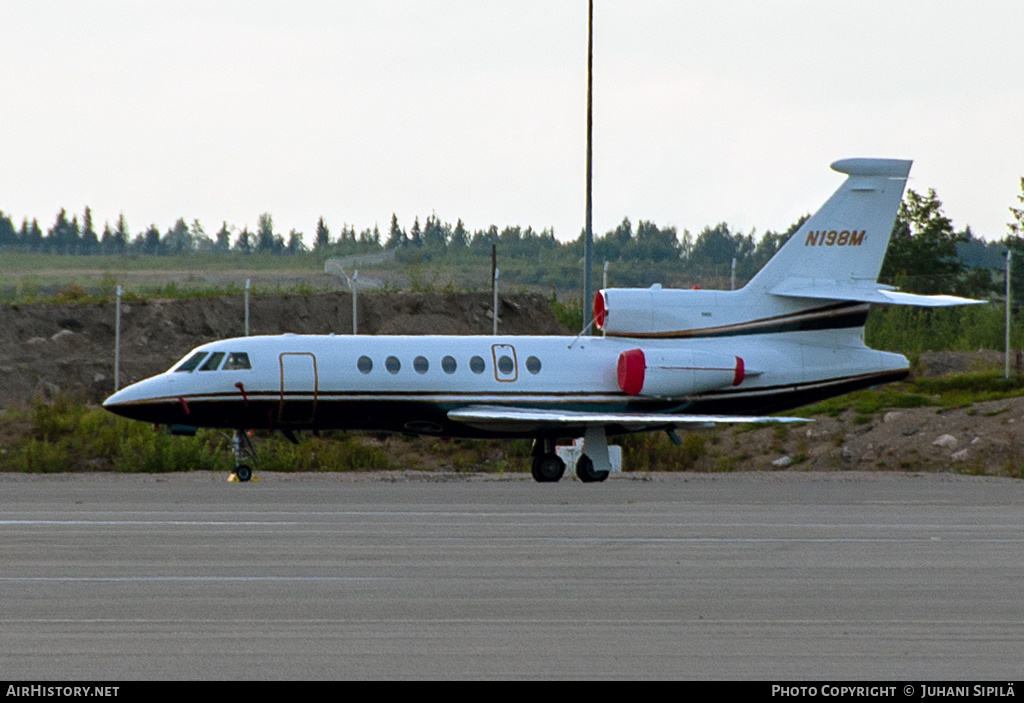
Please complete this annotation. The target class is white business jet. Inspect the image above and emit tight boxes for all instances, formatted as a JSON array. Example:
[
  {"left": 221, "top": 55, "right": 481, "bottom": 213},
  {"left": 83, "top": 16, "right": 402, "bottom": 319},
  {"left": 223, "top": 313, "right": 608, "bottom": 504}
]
[{"left": 103, "top": 159, "right": 980, "bottom": 482}]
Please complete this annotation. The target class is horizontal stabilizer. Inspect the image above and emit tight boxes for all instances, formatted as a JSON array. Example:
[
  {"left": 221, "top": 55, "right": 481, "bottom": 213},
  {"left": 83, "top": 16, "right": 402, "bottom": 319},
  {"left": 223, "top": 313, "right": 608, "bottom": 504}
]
[
  {"left": 770, "top": 279, "right": 985, "bottom": 307},
  {"left": 449, "top": 405, "right": 808, "bottom": 432}
]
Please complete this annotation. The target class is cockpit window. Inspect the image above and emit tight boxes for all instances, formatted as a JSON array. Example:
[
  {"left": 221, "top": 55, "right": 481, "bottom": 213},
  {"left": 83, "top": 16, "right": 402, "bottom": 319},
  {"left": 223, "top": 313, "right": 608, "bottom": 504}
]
[
  {"left": 174, "top": 352, "right": 208, "bottom": 373},
  {"left": 199, "top": 351, "right": 225, "bottom": 371},
  {"left": 222, "top": 352, "right": 251, "bottom": 370}
]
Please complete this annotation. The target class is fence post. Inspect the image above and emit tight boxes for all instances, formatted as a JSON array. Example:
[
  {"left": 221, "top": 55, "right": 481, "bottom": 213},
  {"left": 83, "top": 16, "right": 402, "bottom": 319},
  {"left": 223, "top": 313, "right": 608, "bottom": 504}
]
[
  {"left": 352, "top": 270, "right": 358, "bottom": 335},
  {"left": 1006, "top": 250, "right": 1012, "bottom": 379},
  {"left": 493, "top": 268, "right": 500, "bottom": 336},
  {"left": 114, "top": 285, "right": 122, "bottom": 392},
  {"left": 245, "top": 278, "right": 251, "bottom": 336}
]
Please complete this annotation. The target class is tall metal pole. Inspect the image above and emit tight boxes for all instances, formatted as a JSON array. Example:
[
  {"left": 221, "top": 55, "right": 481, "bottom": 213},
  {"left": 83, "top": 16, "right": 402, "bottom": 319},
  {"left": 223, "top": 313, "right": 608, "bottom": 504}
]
[{"left": 582, "top": 0, "right": 594, "bottom": 333}]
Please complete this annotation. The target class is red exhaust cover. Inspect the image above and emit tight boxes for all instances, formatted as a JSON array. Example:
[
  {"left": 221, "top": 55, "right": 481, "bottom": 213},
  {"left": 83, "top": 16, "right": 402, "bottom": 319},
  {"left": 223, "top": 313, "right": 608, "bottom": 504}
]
[{"left": 617, "top": 348, "right": 645, "bottom": 395}]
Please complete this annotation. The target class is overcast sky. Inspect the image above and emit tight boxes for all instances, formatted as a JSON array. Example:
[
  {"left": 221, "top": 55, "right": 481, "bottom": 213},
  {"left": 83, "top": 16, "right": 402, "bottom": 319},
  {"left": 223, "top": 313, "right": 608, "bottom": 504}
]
[{"left": 3, "top": 1, "right": 1022, "bottom": 245}]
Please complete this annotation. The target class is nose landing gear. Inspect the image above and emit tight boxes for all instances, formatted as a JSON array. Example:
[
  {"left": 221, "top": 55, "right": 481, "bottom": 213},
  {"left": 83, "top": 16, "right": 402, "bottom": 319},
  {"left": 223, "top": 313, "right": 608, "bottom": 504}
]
[{"left": 228, "top": 429, "right": 258, "bottom": 483}]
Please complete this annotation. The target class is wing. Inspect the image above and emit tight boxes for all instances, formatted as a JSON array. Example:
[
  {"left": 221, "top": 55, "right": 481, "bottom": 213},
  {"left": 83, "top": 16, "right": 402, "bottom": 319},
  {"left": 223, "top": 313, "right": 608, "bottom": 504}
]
[{"left": 447, "top": 404, "right": 809, "bottom": 433}]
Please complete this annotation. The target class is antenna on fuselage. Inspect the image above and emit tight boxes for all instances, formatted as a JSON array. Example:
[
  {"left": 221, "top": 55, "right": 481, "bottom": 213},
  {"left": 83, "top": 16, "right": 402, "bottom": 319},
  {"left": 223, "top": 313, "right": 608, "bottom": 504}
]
[{"left": 568, "top": 316, "right": 597, "bottom": 350}]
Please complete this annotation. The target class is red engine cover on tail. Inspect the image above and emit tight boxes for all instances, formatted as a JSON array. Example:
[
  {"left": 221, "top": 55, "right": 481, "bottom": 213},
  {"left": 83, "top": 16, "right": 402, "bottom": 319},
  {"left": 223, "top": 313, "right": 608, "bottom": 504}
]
[{"left": 593, "top": 291, "right": 607, "bottom": 330}]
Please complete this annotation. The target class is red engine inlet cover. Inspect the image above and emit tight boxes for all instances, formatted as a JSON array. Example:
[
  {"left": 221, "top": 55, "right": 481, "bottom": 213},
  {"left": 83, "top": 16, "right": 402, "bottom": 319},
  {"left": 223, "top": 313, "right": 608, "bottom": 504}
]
[
  {"left": 593, "top": 291, "right": 607, "bottom": 330},
  {"left": 617, "top": 348, "right": 645, "bottom": 396},
  {"left": 733, "top": 356, "right": 745, "bottom": 386}
]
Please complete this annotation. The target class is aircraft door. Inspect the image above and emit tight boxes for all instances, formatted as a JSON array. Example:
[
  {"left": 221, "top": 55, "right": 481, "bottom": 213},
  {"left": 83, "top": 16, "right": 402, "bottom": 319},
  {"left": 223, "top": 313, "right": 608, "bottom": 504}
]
[
  {"left": 491, "top": 344, "right": 518, "bottom": 382},
  {"left": 279, "top": 353, "right": 318, "bottom": 424}
]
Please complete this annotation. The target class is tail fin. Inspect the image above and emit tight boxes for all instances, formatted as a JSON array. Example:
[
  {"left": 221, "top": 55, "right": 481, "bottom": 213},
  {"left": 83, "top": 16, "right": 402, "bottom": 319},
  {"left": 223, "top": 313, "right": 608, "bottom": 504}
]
[
  {"left": 747, "top": 158, "right": 981, "bottom": 307},
  {"left": 746, "top": 158, "right": 911, "bottom": 294},
  {"left": 596, "top": 158, "right": 981, "bottom": 340}
]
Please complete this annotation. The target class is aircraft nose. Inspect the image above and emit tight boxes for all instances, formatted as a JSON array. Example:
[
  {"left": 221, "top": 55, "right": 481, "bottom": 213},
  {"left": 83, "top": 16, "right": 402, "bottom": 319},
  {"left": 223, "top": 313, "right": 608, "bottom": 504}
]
[
  {"left": 102, "top": 376, "right": 173, "bottom": 422},
  {"left": 102, "top": 388, "right": 128, "bottom": 408},
  {"left": 102, "top": 386, "right": 144, "bottom": 420}
]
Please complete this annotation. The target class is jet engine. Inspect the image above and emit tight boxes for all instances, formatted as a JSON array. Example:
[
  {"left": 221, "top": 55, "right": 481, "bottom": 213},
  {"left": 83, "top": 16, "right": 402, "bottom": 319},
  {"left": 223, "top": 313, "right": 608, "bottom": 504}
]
[
  {"left": 594, "top": 287, "right": 728, "bottom": 337},
  {"left": 616, "top": 347, "right": 745, "bottom": 398}
]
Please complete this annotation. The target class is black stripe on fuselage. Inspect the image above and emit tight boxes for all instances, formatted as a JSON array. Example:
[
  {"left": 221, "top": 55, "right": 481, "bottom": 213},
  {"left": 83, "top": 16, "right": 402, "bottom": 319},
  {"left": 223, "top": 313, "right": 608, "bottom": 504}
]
[{"left": 105, "top": 369, "right": 906, "bottom": 438}]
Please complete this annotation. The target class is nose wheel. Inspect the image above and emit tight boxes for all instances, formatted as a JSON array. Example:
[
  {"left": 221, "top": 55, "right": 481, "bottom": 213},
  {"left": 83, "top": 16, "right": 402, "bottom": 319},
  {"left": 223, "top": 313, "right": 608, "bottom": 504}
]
[{"left": 228, "top": 429, "right": 258, "bottom": 482}]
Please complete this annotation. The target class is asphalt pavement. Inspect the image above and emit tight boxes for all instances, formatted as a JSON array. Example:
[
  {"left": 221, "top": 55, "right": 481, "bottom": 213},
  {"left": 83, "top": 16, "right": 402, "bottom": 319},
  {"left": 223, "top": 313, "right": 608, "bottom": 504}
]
[{"left": 1, "top": 471, "right": 1022, "bottom": 680}]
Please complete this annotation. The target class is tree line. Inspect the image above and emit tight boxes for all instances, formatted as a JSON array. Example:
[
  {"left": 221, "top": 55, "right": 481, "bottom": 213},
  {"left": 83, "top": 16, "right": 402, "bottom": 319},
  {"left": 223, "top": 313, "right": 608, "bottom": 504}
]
[
  {"left": 2, "top": 178, "right": 1023, "bottom": 297},
  {"left": 0, "top": 210, "right": 307, "bottom": 257}
]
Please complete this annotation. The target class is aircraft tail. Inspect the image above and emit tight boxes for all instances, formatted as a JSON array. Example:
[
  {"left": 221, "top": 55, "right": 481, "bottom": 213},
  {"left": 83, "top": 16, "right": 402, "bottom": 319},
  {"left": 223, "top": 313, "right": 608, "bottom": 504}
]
[
  {"left": 596, "top": 158, "right": 981, "bottom": 340},
  {"left": 746, "top": 158, "right": 980, "bottom": 308}
]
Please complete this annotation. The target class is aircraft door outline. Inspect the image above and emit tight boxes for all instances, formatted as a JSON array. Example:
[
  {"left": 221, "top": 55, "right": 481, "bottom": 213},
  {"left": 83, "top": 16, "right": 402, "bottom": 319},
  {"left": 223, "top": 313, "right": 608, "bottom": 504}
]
[
  {"left": 491, "top": 344, "right": 518, "bottom": 382},
  {"left": 279, "top": 352, "right": 318, "bottom": 424}
]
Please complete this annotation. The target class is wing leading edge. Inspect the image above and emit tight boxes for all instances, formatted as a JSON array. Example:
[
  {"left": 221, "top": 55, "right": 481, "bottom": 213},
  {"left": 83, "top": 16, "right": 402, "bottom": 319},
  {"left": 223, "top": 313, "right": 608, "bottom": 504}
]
[{"left": 448, "top": 404, "right": 809, "bottom": 433}]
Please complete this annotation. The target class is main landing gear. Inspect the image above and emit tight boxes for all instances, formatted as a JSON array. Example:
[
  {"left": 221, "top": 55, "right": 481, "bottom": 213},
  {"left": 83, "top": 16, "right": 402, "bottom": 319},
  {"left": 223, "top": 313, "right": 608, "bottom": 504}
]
[
  {"left": 531, "top": 439, "right": 566, "bottom": 482},
  {"left": 228, "top": 429, "right": 258, "bottom": 483},
  {"left": 575, "top": 454, "right": 609, "bottom": 483},
  {"left": 530, "top": 427, "right": 611, "bottom": 483},
  {"left": 574, "top": 424, "right": 611, "bottom": 483}
]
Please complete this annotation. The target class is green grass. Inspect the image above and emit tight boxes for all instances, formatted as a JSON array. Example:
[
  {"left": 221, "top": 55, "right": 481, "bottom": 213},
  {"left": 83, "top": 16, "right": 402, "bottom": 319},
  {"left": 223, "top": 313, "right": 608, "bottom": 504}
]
[
  {"left": 865, "top": 305, "right": 1022, "bottom": 354},
  {"left": 0, "top": 252, "right": 336, "bottom": 305},
  {"left": 795, "top": 371, "right": 1024, "bottom": 420},
  {"left": 0, "top": 395, "right": 534, "bottom": 474},
  {"left": 0, "top": 251, "right": 328, "bottom": 274}
]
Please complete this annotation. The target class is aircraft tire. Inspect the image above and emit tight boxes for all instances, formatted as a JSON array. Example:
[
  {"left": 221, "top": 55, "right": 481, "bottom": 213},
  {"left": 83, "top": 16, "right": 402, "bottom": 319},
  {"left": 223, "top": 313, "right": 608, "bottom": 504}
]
[
  {"left": 235, "top": 465, "right": 253, "bottom": 482},
  {"left": 575, "top": 454, "right": 609, "bottom": 483},
  {"left": 531, "top": 454, "right": 565, "bottom": 483}
]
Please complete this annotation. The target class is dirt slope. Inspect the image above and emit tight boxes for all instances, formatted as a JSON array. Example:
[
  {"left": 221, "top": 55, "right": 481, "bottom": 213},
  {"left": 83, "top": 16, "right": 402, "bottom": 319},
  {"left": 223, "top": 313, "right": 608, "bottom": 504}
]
[{"left": 0, "top": 292, "right": 568, "bottom": 407}]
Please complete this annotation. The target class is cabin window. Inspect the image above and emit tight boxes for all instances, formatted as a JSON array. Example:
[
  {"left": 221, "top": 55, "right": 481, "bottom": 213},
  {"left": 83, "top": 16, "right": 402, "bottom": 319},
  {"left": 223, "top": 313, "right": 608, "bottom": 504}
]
[
  {"left": 199, "top": 352, "right": 225, "bottom": 371},
  {"left": 174, "top": 352, "right": 208, "bottom": 373},
  {"left": 357, "top": 356, "right": 373, "bottom": 374},
  {"left": 442, "top": 356, "right": 457, "bottom": 374},
  {"left": 222, "top": 352, "right": 251, "bottom": 370},
  {"left": 470, "top": 356, "right": 486, "bottom": 374},
  {"left": 526, "top": 356, "right": 542, "bottom": 374},
  {"left": 413, "top": 356, "right": 429, "bottom": 374},
  {"left": 385, "top": 356, "right": 401, "bottom": 374}
]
